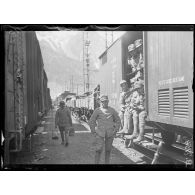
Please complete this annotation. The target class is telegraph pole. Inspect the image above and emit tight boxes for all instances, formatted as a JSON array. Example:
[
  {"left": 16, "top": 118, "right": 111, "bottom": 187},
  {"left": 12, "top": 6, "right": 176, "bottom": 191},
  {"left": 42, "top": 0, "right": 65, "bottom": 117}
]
[
  {"left": 72, "top": 75, "right": 74, "bottom": 93},
  {"left": 105, "top": 31, "right": 108, "bottom": 49},
  {"left": 111, "top": 31, "right": 114, "bottom": 43},
  {"left": 85, "top": 32, "right": 91, "bottom": 109},
  {"left": 77, "top": 84, "right": 78, "bottom": 95},
  {"left": 69, "top": 78, "right": 71, "bottom": 92},
  {"left": 85, "top": 32, "right": 90, "bottom": 93},
  {"left": 83, "top": 32, "right": 86, "bottom": 93}
]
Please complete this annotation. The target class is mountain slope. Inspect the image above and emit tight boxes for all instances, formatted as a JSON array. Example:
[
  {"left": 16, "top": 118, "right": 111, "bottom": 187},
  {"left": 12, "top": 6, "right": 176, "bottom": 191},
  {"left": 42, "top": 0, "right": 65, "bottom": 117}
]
[{"left": 36, "top": 31, "right": 105, "bottom": 98}]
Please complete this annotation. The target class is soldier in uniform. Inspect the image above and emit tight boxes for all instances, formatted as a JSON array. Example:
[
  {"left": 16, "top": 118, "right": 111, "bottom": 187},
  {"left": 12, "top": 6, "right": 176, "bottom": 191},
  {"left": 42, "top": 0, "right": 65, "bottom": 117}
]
[
  {"left": 117, "top": 80, "right": 134, "bottom": 135},
  {"left": 55, "top": 101, "right": 73, "bottom": 146},
  {"left": 89, "top": 95, "right": 121, "bottom": 164},
  {"left": 128, "top": 39, "right": 144, "bottom": 89},
  {"left": 128, "top": 43, "right": 137, "bottom": 72},
  {"left": 134, "top": 39, "right": 144, "bottom": 71},
  {"left": 128, "top": 81, "right": 147, "bottom": 142},
  {"left": 118, "top": 80, "right": 128, "bottom": 131}
]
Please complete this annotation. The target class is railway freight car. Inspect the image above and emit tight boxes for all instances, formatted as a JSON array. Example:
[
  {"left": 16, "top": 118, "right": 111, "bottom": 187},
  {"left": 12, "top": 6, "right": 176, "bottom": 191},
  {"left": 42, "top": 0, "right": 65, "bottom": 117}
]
[
  {"left": 75, "top": 86, "right": 100, "bottom": 110},
  {"left": 42, "top": 70, "right": 52, "bottom": 114},
  {"left": 25, "top": 32, "right": 46, "bottom": 136},
  {"left": 98, "top": 32, "right": 143, "bottom": 111},
  {"left": 98, "top": 31, "right": 193, "bottom": 145},
  {"left": 5, "top": 31, "right": 50, "bottom": 163},
  {"left": 46, "top": 87, "right": 52, "bottom": 112},
  {"left": 66, "top": 96, "right": 76, "bottom": 108},
  {"left": 143, "top": 31, "right": 193, "bottom": 144}
]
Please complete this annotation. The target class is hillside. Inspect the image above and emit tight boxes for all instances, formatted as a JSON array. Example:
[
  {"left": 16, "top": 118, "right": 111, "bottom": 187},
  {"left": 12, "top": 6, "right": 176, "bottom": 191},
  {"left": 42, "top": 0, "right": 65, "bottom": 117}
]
[{"left": 36, "top": 31, "right": 105, "bottom": 98}]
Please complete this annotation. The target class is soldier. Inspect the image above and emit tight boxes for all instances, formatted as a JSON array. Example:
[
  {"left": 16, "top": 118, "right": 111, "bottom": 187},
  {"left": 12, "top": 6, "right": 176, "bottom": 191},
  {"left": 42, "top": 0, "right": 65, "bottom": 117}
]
[
  {"left": 128, "top": 43, "right": 137, "bottom": 72},
  {"left": 89, "top": 95, "right": 121, "bottom": 164},
  {"left": 55, "top": 101, "right": 73, "bottom": 146},
  {"left": 117, "top": 80, "right": 134, "bottom": 135},
  {"left": 118, "top": 80, "right": 128, "bottom": 130},
  {"left": 128, "top": 81, "right": 147, "bottom": 142},
  {"left": 134, "top": 39, "right": 144, "bottom": 71}
]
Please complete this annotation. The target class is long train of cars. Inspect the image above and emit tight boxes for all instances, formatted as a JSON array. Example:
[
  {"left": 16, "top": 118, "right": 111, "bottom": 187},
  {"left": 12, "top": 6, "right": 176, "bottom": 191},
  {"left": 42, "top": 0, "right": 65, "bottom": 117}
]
[
  {"left": 4, "top": 31, "right": 52, "bottom": 163},
  {"left": 68, "top": 31, "right": 193, "bottom": 152},
  {"left": 65, "top": 86, "right": 100, "bottom": 121},
  {"left": 5, "top": 30, "right": 193, "bottom": 165}
]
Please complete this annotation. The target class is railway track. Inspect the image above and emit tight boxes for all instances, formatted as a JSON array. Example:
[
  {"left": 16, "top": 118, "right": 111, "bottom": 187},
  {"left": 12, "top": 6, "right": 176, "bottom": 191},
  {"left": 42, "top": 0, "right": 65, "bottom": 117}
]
[
  {"left": 79, "top": 119, "right": 193, "bottom": 165},
  {"left": 123, "top": 131, "right": 193, "bottom": 165}
]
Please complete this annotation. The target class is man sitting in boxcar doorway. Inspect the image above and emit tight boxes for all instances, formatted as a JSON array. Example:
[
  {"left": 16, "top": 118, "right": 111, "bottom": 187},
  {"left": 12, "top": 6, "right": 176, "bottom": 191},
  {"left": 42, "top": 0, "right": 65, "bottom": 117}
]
[
  {"left": 117, "top": 80, "right": 134, "bottom": 136},
  {"left": 129, "top": 81, "right": 147, "bottom": 143}
]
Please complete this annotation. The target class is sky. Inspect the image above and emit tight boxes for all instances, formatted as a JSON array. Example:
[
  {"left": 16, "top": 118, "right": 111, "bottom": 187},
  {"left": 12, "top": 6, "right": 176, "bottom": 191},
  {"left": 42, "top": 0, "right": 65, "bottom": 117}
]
[
  {"left": 36, "top": 31, "right": 126, "bottom": 99},
  {"left": 36, "top": 31, "right": 125, "bottom": 43}
]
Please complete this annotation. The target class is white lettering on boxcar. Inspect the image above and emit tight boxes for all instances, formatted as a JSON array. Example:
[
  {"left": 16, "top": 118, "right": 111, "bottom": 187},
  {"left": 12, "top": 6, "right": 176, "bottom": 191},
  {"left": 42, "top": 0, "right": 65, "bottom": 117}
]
[{"left": 158, "top": 76, "right": 184, "bottom": 85}]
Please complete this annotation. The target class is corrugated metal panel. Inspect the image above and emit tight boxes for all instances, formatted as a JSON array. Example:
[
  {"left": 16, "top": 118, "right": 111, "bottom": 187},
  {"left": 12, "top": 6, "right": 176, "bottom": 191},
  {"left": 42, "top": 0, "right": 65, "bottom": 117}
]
[
  {"left": 173, "top": 87, "right": 189, "bottom": 118},
  {"left": 158, "top": 89, "right": 170, "bottom": 116}
]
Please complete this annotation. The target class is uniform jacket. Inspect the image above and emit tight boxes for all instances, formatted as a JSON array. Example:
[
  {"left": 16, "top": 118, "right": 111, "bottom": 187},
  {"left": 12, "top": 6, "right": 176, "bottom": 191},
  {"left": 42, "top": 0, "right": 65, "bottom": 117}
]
[
  {"left": 55, "top": 107, "right": 72, "bottom": 127},
  {"left": 131, "top": 91, "right": 145, "bottom": 111},
  {"left": 119, "top": 89, "right": 133, "bottom": 112},
  {"left": 89, "top": 106, "right": 121, "bottom": 138}
]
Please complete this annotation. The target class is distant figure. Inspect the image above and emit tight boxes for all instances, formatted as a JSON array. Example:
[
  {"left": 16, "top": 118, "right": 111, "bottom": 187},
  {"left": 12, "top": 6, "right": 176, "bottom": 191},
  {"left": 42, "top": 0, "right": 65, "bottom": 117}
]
[
  {"left": 89, "top": 95, "right": 121, "bottom": 164},
  {"left": 55, "top": 101, "right": 73, "bottom": 146}
]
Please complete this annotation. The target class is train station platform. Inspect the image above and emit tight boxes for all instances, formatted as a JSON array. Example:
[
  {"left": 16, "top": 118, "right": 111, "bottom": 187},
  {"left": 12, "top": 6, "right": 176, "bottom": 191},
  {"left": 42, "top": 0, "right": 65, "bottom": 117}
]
[{"left": 12, "top": 109, "right": 152, "bottom": 165}]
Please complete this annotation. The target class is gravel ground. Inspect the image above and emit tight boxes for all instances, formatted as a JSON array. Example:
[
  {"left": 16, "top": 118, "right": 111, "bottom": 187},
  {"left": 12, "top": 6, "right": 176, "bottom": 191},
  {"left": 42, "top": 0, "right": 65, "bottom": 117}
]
[{"left": 13, "top": 110, "right": 148, "bottom": 165}]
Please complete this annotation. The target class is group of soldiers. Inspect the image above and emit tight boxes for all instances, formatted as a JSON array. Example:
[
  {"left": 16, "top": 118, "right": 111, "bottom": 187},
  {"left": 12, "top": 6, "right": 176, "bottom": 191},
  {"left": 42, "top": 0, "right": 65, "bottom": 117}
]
[
  {"left": 128, "top": 39, "right": 144, "bottom": 86},
  {"left": 54, "top": 38, "right": 146, "bottom": 163},
  {"left": 117, "top": 38, "right": 146, "bottom": 146},
  {"left": 118, "top": 80, "right": 146, "bottom": 144},
  {"left": 70, "top": 107, "right": 94, "bottom": 122}
]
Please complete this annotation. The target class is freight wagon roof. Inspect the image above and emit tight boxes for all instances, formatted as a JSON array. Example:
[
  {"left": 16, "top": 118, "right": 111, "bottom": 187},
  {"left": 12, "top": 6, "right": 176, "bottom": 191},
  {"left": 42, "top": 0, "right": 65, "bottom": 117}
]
[
  {"left": 66, "top": 94, "right": 76, "bottom": 99},
  {"left": 98, "top": 37, "right": 120, "bottom": 59},
  {"left": 43, "top": 69, "right": 48, "bottom": 81},
  {"left": 99, "top": 31, "right": 143, "bottom": 60}
]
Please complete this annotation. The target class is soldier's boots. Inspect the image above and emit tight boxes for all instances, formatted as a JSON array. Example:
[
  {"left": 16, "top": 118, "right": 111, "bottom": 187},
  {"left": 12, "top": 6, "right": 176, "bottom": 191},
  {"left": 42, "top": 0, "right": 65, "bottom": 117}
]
[
  {"left": 133, "top": 127, "right": 144, "bottom": 143},
  {"left": 133, "top": 135, "right": 144, "bottom": 143},
  {"left": 117, "top": 129, "right": 128, "bottom": 134},
  {"left": 127, "top": 132, "right": 138, "bottom": 140}
]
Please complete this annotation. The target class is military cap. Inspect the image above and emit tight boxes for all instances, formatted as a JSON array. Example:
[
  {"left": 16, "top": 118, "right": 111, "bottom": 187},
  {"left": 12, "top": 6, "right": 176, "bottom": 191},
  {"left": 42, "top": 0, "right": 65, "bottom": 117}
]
[
  {"left": 99, "top": 95, "right": 109, "bottom": 101},
  {"left": 120, "top": 80, "right": 127, "bottom": 86},
  {"left": 134, "top": 39, "right": 143, "bottom": 48},
  {"left": 128, "top": 43, "right": 135, "bottom": 52},
  {"left": 59, "top": 101, "right": 65, "bottom": 105}
]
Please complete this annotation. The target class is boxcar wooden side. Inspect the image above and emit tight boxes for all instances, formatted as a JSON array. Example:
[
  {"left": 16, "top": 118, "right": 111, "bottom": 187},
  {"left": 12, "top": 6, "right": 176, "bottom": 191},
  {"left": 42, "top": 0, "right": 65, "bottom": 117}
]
[{"left": 144, "top": 31, "right": 193, "bottom": 133}]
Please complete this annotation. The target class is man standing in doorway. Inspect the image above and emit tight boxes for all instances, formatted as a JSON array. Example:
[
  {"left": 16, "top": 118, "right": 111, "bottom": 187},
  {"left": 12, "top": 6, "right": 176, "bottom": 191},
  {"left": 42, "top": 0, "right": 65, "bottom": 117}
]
[
  {"left": 55, "top": 101, "right": 73, "bottom": 146},
  {"left": 89, "top": 95, "right": 121, "bottom": 164}
]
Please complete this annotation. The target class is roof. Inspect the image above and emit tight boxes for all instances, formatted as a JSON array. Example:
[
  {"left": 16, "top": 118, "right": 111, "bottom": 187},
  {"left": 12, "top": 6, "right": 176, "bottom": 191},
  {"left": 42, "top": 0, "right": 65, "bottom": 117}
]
[{"left": 98, "top": 38, "right": 120, "bottom": 59}]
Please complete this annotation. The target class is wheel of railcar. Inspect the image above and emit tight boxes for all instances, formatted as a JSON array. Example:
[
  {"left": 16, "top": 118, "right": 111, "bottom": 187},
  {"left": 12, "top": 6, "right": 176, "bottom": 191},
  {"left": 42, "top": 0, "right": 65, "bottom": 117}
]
[{"left": 161, "top": 131, "right": 176, "bottom": 146}]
